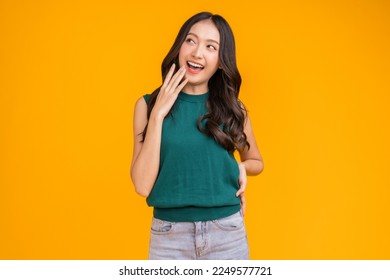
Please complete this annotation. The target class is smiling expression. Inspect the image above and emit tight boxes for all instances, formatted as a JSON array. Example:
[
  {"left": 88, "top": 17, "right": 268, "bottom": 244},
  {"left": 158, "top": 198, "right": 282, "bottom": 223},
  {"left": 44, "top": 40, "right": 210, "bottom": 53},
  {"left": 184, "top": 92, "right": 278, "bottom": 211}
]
[{"left": 178, "top": 19, "right": 220, "bottom": 94}]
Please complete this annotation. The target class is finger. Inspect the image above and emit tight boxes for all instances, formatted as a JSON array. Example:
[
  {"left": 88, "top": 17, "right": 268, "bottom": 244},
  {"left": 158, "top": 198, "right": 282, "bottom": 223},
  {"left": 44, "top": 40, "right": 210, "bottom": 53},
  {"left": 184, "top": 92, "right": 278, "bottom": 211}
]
[
  {"left": 236, "top": 184, "right": 246, "bottom": 196},
  {"left": 165, "top": 65, "right": 186, "bottom": 93},
  {"left": 175, "top": 77, "right": 189, "bottom": 95},
  {"left": 166, "top": 65, "right": 186, "bottom": 93},
  {"left": 241, "top": 195, "right": 246, "bottom": 216},
  {"left": 162, "top": 64, "right": 176, "bottom": 89}
]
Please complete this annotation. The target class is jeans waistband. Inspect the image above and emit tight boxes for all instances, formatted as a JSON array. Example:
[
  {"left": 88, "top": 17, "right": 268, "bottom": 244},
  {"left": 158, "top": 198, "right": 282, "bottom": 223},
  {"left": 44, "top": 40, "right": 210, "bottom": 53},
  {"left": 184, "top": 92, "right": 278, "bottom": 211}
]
[{"left": 153, "top": 204, "right": 241, "bottom": 222}]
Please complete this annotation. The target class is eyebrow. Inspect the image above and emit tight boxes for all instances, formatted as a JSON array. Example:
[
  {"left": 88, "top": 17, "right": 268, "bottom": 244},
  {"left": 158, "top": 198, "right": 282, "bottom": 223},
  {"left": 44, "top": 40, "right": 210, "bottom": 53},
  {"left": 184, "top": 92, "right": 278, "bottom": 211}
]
[{"left": 187, "top": 32, "right": 220, "bottom": 45}]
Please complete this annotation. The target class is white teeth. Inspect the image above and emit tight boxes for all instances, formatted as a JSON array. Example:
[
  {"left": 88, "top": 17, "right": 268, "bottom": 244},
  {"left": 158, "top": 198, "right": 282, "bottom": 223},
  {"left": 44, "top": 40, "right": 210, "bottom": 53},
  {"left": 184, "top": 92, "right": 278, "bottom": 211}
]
[{"left": 187, "top": 61, "right": 204, "bottom": 69}]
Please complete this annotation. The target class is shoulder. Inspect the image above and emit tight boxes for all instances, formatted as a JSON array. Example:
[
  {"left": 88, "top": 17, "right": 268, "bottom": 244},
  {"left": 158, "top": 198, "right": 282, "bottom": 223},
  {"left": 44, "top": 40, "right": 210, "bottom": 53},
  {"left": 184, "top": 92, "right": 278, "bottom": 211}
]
[
  {"left": 135, "top": 94, "right": 149, "bottom": 107},
  {"left": 134, "top": 95, "right": 148, "bottom": 119},
  {"left": 237, "top": 99, "right": 248, "bottom": 120},
  {"left": 133, "top": 96, "right": 148, "bottom": 135},
  {"left": 143, "top": 94, "right": 151, "bottom": 103}
]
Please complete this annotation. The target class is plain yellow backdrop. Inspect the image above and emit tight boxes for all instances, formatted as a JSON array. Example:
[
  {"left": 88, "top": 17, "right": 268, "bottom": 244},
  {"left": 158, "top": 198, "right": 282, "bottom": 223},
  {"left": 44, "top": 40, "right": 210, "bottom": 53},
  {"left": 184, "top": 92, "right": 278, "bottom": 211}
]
[{"left": 1, "top": 0, "right": 389, "bottom": 259}]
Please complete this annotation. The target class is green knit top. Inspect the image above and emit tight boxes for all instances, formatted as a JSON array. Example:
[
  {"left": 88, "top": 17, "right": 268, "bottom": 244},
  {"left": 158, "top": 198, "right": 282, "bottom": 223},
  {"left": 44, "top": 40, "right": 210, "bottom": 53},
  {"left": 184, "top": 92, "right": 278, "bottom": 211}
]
[{"left": 144, "top": 91, "right": 241, "bottom": 222}]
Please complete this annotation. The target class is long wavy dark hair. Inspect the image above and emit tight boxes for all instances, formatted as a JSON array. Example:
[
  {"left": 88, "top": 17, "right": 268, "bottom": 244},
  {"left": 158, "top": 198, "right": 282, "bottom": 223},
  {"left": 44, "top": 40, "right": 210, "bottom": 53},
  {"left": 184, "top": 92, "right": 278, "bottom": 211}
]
[{"left": 142, "top": 11, "right": 249, "bottom": 153}]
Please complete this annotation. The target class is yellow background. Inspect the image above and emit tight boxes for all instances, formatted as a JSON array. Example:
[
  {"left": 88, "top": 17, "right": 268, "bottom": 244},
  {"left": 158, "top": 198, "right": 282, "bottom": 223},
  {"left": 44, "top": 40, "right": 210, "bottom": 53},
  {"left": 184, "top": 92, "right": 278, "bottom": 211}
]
[{"left": 1, "top": 0, "right": 389, "bottom": 259}]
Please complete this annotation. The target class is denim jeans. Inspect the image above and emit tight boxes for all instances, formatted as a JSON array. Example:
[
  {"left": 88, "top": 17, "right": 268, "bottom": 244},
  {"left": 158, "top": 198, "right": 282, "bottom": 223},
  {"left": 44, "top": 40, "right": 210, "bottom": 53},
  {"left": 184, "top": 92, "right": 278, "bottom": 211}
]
[{"left": 148, "top": 211, "right": 249, "bottom": 260}]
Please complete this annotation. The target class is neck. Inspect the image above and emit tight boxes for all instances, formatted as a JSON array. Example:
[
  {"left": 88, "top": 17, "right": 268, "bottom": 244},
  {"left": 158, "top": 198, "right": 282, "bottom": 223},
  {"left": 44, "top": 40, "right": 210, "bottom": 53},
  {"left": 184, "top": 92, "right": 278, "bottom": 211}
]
[{"left": 182, "top": 84, "right": 208, "bottom": 95}]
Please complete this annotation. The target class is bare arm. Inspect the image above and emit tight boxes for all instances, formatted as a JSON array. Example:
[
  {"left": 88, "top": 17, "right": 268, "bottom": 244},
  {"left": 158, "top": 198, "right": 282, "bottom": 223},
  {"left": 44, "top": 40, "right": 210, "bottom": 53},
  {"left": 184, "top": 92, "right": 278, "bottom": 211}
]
[
  {"left": 238, "top": 114, "right": 264, "bottom": 176},
  {"left": 236, "top": 113, "right": 264, "bottom": 214},
  {"left": 130, "top": 64, "right": 188, "bottom": 197},
  {"left": 130, "top": 97, "right": 162, "bottom": 197}
]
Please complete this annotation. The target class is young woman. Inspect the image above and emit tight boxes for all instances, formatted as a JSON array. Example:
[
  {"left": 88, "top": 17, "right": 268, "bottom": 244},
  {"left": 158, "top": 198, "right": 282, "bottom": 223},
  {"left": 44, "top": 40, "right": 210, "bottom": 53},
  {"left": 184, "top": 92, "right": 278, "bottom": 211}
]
[{"left": 131, "top": 12, "right": 263, "bottom": 260}]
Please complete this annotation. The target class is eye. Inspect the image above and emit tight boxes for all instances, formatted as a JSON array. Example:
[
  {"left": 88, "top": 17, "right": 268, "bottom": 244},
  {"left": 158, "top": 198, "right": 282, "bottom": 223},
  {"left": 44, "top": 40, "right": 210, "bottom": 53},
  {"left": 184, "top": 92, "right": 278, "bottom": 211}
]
[
  {"left": 186, "top": 38, "right": 195, "bottom": 44},
  {"left": 208, "top": 45, "right": 217, "bottom": 51}
]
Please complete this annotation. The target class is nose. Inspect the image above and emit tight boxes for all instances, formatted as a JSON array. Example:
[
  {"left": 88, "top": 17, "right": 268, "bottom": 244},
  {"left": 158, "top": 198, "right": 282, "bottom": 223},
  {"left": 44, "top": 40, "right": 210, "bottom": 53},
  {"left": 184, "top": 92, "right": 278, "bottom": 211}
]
[{"left": 191, "top": 45, "right": 202, "bottom": 59}]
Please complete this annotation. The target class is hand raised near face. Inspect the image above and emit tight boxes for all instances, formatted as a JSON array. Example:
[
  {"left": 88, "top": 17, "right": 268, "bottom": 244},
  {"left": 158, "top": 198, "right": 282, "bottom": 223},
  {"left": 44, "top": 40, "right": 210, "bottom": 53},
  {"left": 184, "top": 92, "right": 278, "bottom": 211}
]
[{"left": 151, "top": 64, "right": 188, "bottom": 120}]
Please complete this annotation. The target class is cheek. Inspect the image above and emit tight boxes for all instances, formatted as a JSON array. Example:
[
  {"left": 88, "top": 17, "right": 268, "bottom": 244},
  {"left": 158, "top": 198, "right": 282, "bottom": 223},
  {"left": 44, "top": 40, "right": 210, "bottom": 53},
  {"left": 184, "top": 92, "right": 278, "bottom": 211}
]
[
  {"left": 206, "top": 54, "right": 220, "bottom": 70},
  {"left": 178, "top": 46, "right": 189, "bottom": 66},
  {"left": 179, "top": 44, "right": 191, "bottom": 58}
]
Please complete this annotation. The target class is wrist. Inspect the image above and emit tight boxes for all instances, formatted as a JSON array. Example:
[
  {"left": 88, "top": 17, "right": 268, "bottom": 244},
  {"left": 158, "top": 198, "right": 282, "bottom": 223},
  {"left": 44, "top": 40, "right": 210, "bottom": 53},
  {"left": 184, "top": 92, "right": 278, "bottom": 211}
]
[
  {"left": 149, "top": 111, "right": 165, "bottom": 124},
  {"left": 238, "top": 161, "right": 246, "bottom": 172}
]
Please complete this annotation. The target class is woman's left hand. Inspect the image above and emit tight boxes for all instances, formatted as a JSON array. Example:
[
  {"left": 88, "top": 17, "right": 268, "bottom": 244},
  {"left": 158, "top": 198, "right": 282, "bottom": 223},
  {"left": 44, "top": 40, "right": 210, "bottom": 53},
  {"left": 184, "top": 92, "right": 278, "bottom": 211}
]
[{"left": 236, "top": 162, "right": 247, "bottom": 215}]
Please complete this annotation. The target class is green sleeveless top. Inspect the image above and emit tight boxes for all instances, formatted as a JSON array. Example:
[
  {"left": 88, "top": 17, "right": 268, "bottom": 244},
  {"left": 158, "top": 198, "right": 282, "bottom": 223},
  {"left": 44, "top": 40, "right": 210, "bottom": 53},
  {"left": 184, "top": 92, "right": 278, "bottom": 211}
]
[{"left": 144, "top": 91, "right": 241, "bottom": 222}]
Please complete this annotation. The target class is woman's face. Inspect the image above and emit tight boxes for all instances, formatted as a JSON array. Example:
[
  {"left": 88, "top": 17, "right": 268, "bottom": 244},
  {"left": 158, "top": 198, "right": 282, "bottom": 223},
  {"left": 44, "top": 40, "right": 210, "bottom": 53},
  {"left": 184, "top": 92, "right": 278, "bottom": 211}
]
[{"left": 178, "top": 19, "right": 220, "bottom": 93}]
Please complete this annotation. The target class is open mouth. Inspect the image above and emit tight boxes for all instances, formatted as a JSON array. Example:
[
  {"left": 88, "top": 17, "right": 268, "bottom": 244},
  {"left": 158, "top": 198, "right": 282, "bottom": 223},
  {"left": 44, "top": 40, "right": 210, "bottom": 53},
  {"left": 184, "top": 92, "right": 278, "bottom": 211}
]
[{"left": 187, "top": 61, "right": 204, "bottom": 70}]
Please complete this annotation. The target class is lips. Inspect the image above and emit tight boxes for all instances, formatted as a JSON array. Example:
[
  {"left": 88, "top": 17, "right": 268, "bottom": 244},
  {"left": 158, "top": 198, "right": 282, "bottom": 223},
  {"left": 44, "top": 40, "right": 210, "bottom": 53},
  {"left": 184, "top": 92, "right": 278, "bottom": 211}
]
[{"left": 186, "top": 60, "right": 204, "bottom": 74}]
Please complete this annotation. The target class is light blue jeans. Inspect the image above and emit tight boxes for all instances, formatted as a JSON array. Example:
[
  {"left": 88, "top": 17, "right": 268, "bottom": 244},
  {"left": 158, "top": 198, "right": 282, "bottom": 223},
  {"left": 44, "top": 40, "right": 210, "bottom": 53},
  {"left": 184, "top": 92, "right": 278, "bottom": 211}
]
[{"left": 148, "top": 211, "right": 249, "bottom": 260}]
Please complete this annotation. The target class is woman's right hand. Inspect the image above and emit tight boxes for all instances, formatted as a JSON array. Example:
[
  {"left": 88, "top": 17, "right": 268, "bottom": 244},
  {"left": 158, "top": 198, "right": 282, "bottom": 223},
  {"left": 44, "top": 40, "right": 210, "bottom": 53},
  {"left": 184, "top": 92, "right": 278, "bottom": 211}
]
[
  {"left": 151, "top": 64, "right": 188, "bottom": 120},
  {"left": 131, "top": 64, "right": 187, "bottom": 197}
]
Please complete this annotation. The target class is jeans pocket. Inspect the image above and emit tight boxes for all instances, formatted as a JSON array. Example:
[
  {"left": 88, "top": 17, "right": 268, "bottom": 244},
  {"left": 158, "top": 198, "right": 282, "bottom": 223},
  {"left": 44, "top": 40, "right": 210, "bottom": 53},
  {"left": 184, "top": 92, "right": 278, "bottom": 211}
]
[
  {"left": 150, "top": 217, "right": 175, "bottom": 235},
  {"left": 213, "top": 211, "right": 244, "bottom": 231}
]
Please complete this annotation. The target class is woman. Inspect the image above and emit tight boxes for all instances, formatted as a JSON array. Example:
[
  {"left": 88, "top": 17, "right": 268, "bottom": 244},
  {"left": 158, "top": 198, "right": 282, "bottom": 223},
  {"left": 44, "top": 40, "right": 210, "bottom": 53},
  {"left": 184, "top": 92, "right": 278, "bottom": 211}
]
[{"left": 131, "top": 11, "right": 263, "bottom": 260}]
